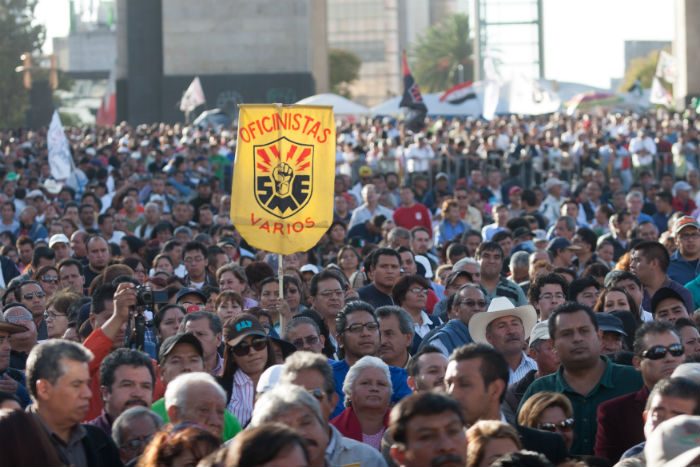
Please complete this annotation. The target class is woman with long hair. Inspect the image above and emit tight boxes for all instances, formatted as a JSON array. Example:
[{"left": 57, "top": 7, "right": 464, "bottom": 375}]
[
  {"left": 392, "top": 274, "right": 442, "bottom": 353},
  {"left": 517, "top": 391, "right": 575, "bottom": 452},
  {"left": 337, "top": 245, "right": 362, "bottom": 281},
  {"left": 33, "top": 265, "right": 60, "bottom": 299},
  {"left": 219, "top": 314, "right": 275, "bottom": 427},
  {"left": 0, "top": 408, "right": 63, "bottom": 467},
  {"left": 45, "top": 288, "right": 82, "bottom": 339}
]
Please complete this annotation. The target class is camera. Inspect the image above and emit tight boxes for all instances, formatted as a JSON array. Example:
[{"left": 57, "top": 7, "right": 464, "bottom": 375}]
[{"left": 134, "top": 284, "right": 169, "bottom": 309}]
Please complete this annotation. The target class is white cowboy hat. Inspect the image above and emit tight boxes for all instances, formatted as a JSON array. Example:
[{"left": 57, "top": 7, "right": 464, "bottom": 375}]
[{"left": 468, "top": 296, "right": 538, "bottom": 345}]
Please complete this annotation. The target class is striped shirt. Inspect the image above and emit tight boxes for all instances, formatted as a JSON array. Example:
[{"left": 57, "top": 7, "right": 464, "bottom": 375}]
[
  {"left": 226, "top": 369, "right": 255, "bottom": 427},
  {"left": 510, "top": 351, "right": 539, "bottom": 385}
]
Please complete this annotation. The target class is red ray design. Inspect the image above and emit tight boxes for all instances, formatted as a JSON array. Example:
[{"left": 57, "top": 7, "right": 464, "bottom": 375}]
[
  {"left": 256, "top": 148, "right": 271, "bottom": 167},
  {"left": 285, "top": 144, "right": 297, "bottom": 162},
  {"left": 269, "top": 145, "right": 281, "bottom": 160},
  {"left": 296, "top": 148, "right": 311, "bottom": 168},
  {"left": 256, "top": 162, "right": 269, "bottom": 173},
  {"left": 298, "top": 162, "right": 310, "bottom": 171}
]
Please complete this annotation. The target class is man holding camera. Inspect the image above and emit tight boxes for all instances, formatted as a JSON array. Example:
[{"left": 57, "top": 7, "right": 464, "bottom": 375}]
[{"left": 82, "top": 282, "right": 165, "bottom": 421}]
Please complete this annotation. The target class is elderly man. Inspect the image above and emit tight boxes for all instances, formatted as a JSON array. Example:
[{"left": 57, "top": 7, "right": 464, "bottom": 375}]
[
  {"left": 389, "top": 392, "right": 467, "bottom": 467},
  {"left": 595, "top": 320, "right": 685, "bottom": 462},
  {"left": 58, "top": 258, "right": 86, "bottom": 295},
  {"left": 164, "top": 372, "right": 228, "bottom": 440},
  {"left": 279, "top": 351, "right": 387, "bottom": 466},
  {"left": 14, "top": 205, "right": 48, "bottom": 241},
  {"left": 0, "top": 313, "right": 30, "bottom": 407},
  {"left": 111, "top": 406, "right": 162, "bottom": 465},
  {"left": 84, "top": 235, "right": 111, "bottom": 288},
  {"left": 150, "top": 332, "right": 240, "bottom": 441},
  {"left": 86, "top": 349, "right": 155, "bottom": 435},
  {"left": 469, "top": 297, "right": 538, "bottom": 385},
  {"left": 26, "top": 340, "right": 122, "bottom": 466},
  {"left": 348, "top": 184, "right": 394, "bottom": 230},
  {"left": 181, "top": 311, "right": 223, "bottom": 376},
  {"left": 376, "top": 305, "right": 414, "bottom": 369},
  {"left": 4, "top": 303, "right": 38, "bottom": 372}
]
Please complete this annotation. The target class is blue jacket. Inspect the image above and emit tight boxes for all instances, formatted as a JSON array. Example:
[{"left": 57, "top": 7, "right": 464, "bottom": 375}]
[
  {"left": 668, "top": 250, "right": 700, "bottom": 286},
  {"left": 422, "top": 319, "right": 473, "bottom": 356},
  {"left": 330, "top": 359, "right": 412, "bottom": 419}
]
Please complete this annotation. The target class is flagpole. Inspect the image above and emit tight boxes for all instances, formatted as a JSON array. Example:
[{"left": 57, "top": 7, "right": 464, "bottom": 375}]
[{"left": 278, "top": 255, "right": 286, "bottom": 333}]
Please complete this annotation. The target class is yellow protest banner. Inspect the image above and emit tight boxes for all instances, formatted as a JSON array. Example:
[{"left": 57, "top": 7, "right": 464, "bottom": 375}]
[{"left": 231, "top": 104, "right": 336, "bottom": 254}]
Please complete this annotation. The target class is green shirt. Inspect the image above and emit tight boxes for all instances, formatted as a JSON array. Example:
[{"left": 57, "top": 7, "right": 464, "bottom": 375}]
[
  {"left": 151, "top": 397, "right": 242, "bottom": 442},
  {"left": 518, "top": 356, "right": 643, "bottom": 455}
]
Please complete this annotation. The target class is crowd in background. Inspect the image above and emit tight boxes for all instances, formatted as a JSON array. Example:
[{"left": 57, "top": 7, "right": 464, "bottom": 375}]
[{"left": 2, "top": 108, "right": 700, "bottom": 466}]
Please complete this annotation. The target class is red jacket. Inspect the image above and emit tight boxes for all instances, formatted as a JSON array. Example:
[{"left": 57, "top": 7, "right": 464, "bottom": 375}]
[
  {"left": 594, "top": 385, "right": 649, "bottom": 463},
  {"left": 330, "top": 406, "right": 390, "bottom": 442},
  {"left": 82, "top": 328, "right": 166, "bottom": 421}
]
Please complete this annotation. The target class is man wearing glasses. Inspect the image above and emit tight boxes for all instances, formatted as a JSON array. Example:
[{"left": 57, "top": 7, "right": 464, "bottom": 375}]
[
  {"left": 668, "top": 216, "right": 700, "bottom": 285},
  {"left": 284, "top": 316, "right": 325, "bottom": 354},
  {"left": 595, "top": 320, "right": 684, "bottom": 462},
  {"left": 329, "top": 301, "right": 411, "bottom": 419},
  {"left": 13, "top": 280, "right": 48, "bottom": 340},
  {"left": 308, "top": 270, "right": 346, "bottom": 355},
  {"left": 182, "top": 241, "right": 215, "bottom": 289},
  {"left": 423, "top": 283, "right": 487, "bottom": 357}
]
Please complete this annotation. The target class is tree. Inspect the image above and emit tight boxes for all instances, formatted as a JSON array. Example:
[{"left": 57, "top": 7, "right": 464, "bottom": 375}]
[
  {"left": 328, "top": 48, "right": 361, "bottom": 98},
  {"left": 619, "top": 48, "right": 671, "bottom": 93},
  {"left": 410, "top": 13, "right": 473, "bottom": 93},
  {"left": 0, "top": 0, "right": 45, "bottom": 128}
]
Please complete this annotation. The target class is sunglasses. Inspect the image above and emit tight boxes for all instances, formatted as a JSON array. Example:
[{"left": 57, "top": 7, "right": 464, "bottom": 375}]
[
  {"left": 409, "top": 287, "right": 428, "bottom": 294},
  {"left": 23, "top": 291, "right": 46, "bottom": 300},
  {"left": 292, "top": 335, "right": 319, "bottom": 349},
  {"left": 40, "top": 276, "right": 58, "bottom": 284},
  {"left": 641, "top": 344, "right": 685, "bottom": 360},
  {"left": 344, "top": 322, "right": 379, "bottom": 334},
  {"left": 537, "top": 418, "right": 574, "bottom": 432},
  {"left": 307, "top": 388, "right": 326, "bottom": 402},
  {"left": 232, "top": 336, "right": 267, "bottom": 357}
]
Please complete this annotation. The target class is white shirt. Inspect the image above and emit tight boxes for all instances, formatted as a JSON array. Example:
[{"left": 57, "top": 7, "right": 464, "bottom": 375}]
[
  {"left": 509, "top": 351, "right": 538, "bottom": 385},
  {"left": 404, "top": 144, "right": 435, "bottom": 173},
  {"left": 413, "top": 310, "right": 435, "bottom": 339}
]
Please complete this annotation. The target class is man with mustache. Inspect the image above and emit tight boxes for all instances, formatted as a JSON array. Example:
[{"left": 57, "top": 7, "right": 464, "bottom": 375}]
[
  {"left": 377, "top": 305, "right": 414, "bottom": 369},
  {"left": 86, "top": 348, "right": 155, "bottom": 436},
  {"left": 594, "top": 320, "right": 685, "bottom": 462},
  {"left": 389, "top": 392, "right": 467, "bottom": 467}
]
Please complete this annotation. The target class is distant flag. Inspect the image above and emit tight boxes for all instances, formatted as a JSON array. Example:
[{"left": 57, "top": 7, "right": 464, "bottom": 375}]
[
  {"left": 650, "top": 76, "right": 672, "bottom": 107},
  {"left": 439, "top": 81, "right": 477, "bottom": 104},
  {"left": 627, "top": 78, "right": 642, "bottom": 96},
  {"left": 655, "top": 51, "right": 678, "bottom": 82},
  {"left": 399, "top": 50, "right": 427, "bottom": 133},
  {"left": 96, "top": 64, "right": 116, "bottom": 126},
  {"left": 47, "top": 111, "right": 74, "bottom": 180},
  {"left": 508, "top": 75, "right": 561, "bottom": 115},
  {"left": 180, "top": 76, "right": 206, "bottom": 113},
  {"left": 482, "top": 57, "right": 500, "bottom": 120}
]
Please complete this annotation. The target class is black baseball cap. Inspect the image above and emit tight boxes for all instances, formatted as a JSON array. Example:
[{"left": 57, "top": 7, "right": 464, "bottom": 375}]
[
  {"left": 225, "top": 314, "right": 267, "bottom": 347},
  {"left": 651, "top": 287, "right": 687, "bottom": 315},
  {"left": 175, "top": 288, "right": 207, "bottom": 304},
  {"left": 158, "top": 332, "right": 203, "bottom": 362}
]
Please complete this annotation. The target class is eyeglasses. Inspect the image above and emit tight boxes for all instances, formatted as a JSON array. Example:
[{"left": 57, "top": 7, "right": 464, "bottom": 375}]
[
  {"left": 641, "top": 343, "right": 685, "bottom": 360},
  {"left": 5, "top": 314, "right": 31, "bottom": 324},
  {"left": 292, "top": 335, "right": 320, "bottom": 349},
  {"left": 540, "top": 293, "right": 566, "bottom": 301},
  {"left": 23, "top": 291, "right": 46, "bottom": 300},
  {"left": 122, "top": 434, "right": 153, "bottom": 449},
  {"left": 680, "top": 232, "right": 700, "bottom": 240},
  {"left": 232, "top": 336, "right": 267, "bottom": 357},
  {"left": 183, "top": 256, "right": 205, "bottom": 264},
  {"left": 40, "top": 276, "right": 58, "bottom": 284},
  {"left": 457, "top": 299, "right": 487, "bottom": 308},
  {"left": 318, "top": 289, "right": 344, "bottom": 298},
  {"left": 43, "top": 311, "right": 66, "bottom": 320},
  {"left": 537, "top": 418, "right": 574, "bottom": 432},
  {"left": 409, "top": 287, "right": 428, "bottom": 294},
  {"left": 344, "top": 322, "right": 379, "bottom": 334}
]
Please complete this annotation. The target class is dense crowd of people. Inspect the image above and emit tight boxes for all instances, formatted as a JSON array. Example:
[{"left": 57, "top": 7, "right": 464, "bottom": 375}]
[{"left": 2, "top": 109, "right": 700, "bottom": 466}]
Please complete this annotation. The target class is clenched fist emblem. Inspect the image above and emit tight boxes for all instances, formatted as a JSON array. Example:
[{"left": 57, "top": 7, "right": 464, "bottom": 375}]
[{"left": 272, "top": 162, "right": 294, "bottom": 196}]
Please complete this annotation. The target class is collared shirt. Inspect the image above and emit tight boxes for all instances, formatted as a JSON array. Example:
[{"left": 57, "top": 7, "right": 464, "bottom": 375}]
[
  {"left": 210, "top": 353, "right": 224, "bottom": 377},
  {"left": 483, "top": 277, "right": 528, "bottom": 307},
  {"left": 227, "top": 368, "right": 255, "bottom": 427},
  {"left": 29, "top": 405, "right": 89, "bottom": 467},
  {"left": 414, "top": 310, "right": 435, "bottom": 339},
  {"left": 509, "top": 352, "right": 538, "bottom": 385},
  {"left": 518, "top": 355, "right": 643, "bottom": 455}
]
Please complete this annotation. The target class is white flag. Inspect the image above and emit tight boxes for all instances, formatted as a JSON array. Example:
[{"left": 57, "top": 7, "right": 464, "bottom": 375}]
[
  {"left": 655, "top": 51, "right": 678, "bottom": 82},
  {"left": 47, "top": 111, "right": 73, "bottom": 180},
  {"left": 179, "top": 76, "right": 206, "bottom": 113},
  {"left": 508, "top": 76, "right": 561, "bottom": 115},
  {"left": 650, "top": 76, "right": 672, "bottom": 107},
  {"left": 482, "top": 57, "right": 500, "bottom": 121}
]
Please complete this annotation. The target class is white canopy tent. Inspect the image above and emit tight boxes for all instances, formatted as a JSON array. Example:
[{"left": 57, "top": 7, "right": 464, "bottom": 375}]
[{"left": 295, "top": 93, "right": 370, "bottom": 115}]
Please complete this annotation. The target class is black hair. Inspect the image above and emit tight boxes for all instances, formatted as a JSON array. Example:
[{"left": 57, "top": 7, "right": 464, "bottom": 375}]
[
  {"left": 633, "top": 321, "right": 678, "bottom": 356},
  {"left": 389, "top": 391, "right": 465, "bottom": 446},
  {"left": 449, "top": 343, "right": 509, "bottom": 403},
  {"left": 406, "top": 344, "right": 444, "bottom": 378},
  {"left": 31, "top": 247, "right": 55, "bottom": 268},
  {"left": 99, "top": 348, "right": 155, "bottom": 391},
  {"left": 549, "top": 302, "right": 599, "bottom": 340},
  {"left": 90, "top": 284, "right": 117, "bottom": 316},
  {"left": 335, "top": 300, "right": 376, "bottom": 336},
  {"left": 567, "top": 276, "right": 600, "bottom": 302}
]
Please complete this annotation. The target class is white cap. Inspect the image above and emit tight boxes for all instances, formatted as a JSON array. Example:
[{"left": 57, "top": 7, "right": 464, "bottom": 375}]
[
  {"left": 529, "top": 320, "right": 550, "bottom": 345},
  {"left": 300, "top": 264, "right": 319, "bottom": 274},
  {"left": 27, "top": 189, "right": 45, "bottom": 200},
  {"left": 256, "top": 364, "right": 284, "bottom": 394},
  {"left": 49, "top": 234, "right": 70, "bottom": 248}
]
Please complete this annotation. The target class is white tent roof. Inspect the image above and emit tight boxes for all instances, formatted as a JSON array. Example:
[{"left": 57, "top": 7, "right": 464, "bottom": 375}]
[{"left": 295, "top": 93, "right": 370, "bottom": 115}]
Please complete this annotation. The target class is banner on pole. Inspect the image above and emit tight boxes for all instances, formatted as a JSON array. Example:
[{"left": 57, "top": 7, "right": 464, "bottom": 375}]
[
  {"left": 180, "top": 77, "right": 206, "bottom": 113},
  {"left": 231, "top": 105, "right": 336, "bottom": 254},
  {"left": 47, "top": 111, "right": 73, "bottom": 180}
]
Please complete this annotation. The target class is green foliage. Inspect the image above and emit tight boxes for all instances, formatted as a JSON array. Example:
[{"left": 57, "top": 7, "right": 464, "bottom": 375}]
[
  {"left": 410, "top": 13, "right": 473, "bottom": 93},
  {"left": 619, "top": 48, "right": 672, "bottom": 93},
  {"left": 58, "top": 111, "right": 83, "bottom": 127},
  {"left": 329, "top": 48, "right": 361, "bottom": 98},
  {"left": 0, "top": 0, "right": 45, "bottom": 128}
]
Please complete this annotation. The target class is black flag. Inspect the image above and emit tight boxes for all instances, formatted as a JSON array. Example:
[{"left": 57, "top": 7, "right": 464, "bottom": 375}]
[{"left": 400, "top": 50, "right": 427, "bottom": 133}]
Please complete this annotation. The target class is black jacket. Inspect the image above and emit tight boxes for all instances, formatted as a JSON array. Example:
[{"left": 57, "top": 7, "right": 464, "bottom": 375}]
[
  {"left": 83, "top": 424, "right": 124, "bottom": 467},
  {"left": 517, "top": 424, "right": 568, "bottom": 465}
]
